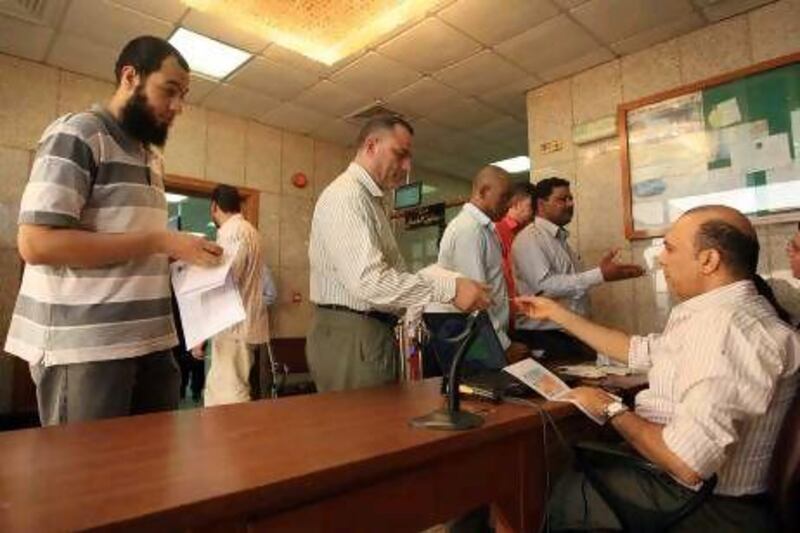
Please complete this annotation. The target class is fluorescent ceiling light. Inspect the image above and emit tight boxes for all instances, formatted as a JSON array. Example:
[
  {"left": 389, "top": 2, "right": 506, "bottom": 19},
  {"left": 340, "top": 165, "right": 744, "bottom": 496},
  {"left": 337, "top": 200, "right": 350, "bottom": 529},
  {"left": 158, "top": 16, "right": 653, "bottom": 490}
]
[
  {"left": 165, "top": 193, "right": 189, "bottom": 203},
  {"left": 492, "top": 156, "right": 531, "bottom": 174},
  {"left": 168, "top": 27, "right": 251, "bottom": 79},
  {"left": 180, "top": 0, "right": 445, "bottom": 65}
]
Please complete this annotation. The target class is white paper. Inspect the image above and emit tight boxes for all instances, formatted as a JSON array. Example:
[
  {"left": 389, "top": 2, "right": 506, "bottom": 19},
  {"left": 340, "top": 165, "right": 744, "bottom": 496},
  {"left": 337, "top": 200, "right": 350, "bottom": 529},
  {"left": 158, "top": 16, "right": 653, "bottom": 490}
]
[
  {"left": 504, "top": 358, "right": 620, "bottom": 425},
  {"left": 713, "top": 98, "right": 742, "bottom": 128},
  {"left": 731, "top": 133, "right": 792, "bottom": 174},
  {"left": 175, "top": 276, "right": 246, "bottom": 349},
  {"left": 172, "top": 242, "right": 240, "bottom": 296}
]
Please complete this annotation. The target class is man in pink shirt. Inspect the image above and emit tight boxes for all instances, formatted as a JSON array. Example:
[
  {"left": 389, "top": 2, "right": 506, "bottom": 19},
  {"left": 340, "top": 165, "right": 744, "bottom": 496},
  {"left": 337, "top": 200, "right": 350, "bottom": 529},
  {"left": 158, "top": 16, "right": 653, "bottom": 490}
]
[{"left": 494, "top": 182, "right": 536, "bottom": 321}]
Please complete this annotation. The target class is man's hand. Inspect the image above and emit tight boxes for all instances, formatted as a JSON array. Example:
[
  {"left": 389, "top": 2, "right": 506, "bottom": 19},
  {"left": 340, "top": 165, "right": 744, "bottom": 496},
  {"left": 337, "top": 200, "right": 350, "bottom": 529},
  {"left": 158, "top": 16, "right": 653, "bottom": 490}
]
[
  {"left": 162, "top": 232, "right": 223, "bottom": 267},
  {"left": 514, "top": 295, "right": 564, "bottom": 322},
  {"left": 565, "top": 386, "right": 616, "bottom": 421},
  {"left": 190, "top": 345, "right": 205, "bottom": 360},
  {"left": 453, "top": 278, "right": 491, "bottom": 312},
  {"left": 599, "top": 249, "right": 645, "bottom": 282},
  {"left": 505, "top": 342, "right": 530, "bottom": 363}
]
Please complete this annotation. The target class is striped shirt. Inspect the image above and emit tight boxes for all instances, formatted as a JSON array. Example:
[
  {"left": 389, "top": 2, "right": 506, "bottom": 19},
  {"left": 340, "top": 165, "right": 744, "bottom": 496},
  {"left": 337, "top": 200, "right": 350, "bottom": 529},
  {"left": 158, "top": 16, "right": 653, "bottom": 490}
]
[
  {"left": 309, "top": 162, "right": 456, "bottom": 314},
  {"left": 216, "top": 214, "right": 268, "bottom": 344},
  {"left": 438, "top": 203, "right": 510, "bottom": 348},
  {"left": 512, "top": 217, "right": 603, "bottom": 330},
  {"left": 5, "top": 105, "right": 177, "bottom": 366},
  {"left": 629, "top": 280, "right": 800, "bottom": 496}
]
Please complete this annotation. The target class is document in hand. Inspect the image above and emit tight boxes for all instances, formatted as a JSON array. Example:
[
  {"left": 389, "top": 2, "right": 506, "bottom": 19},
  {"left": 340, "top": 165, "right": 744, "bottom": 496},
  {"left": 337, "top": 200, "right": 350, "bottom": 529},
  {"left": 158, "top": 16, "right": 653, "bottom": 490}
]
[
  {"left": 171, "top": 243, "right": 246, "bottom": 349},
  {"left": 503, "top": 358, "right": 607, "bottom": 425}
]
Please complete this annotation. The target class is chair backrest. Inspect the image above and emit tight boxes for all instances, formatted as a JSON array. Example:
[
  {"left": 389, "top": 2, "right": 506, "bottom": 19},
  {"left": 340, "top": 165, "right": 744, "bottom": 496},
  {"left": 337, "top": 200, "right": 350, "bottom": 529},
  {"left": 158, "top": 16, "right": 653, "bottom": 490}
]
[{"left": 768, "top": 382, "right": 800, "bottom": 529}]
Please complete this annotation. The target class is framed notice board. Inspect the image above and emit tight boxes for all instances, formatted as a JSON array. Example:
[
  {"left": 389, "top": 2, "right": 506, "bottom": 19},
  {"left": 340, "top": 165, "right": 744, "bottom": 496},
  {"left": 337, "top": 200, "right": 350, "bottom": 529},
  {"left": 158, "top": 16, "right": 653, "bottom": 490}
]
[{"left": 619, "top": 52, "right": 800, "bottom": 239}]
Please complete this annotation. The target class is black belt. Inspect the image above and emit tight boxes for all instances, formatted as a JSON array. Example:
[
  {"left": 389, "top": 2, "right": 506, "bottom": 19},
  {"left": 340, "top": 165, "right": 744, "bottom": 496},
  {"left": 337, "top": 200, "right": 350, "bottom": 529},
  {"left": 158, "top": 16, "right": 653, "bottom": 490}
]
[{"left": 316, "top": 304, "right": 399, "bottom": 328}]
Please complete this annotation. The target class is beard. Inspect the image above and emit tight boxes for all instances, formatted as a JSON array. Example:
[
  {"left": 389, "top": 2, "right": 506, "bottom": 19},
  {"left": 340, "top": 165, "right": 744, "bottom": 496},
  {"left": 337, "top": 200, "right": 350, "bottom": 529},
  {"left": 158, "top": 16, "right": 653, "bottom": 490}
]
[{"left": 120, "top": 86, "right": 169, "bottom": 147}]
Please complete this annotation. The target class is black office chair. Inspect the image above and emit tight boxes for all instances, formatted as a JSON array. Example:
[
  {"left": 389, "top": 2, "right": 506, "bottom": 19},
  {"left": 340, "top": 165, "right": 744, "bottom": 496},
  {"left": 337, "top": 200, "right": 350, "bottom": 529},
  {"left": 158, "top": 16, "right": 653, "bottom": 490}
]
[{"left": 572, "top": 441, "right": 717, "bottom": 533}]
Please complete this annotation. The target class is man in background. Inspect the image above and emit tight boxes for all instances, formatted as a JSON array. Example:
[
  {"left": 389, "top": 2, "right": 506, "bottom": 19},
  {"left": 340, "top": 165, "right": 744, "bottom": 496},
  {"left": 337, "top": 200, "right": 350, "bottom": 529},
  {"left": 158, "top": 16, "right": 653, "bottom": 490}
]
[
  {"left": 307, "top": 114, "right": 491, "bottom": 393},
  {"left": 204, "top": 185, "right": 268, "bottom": 406},
  {"left": 512, "top": 177, "right": 643, "bottom": 359},
  {"left": 438, "top": 165, "right": 529, "bottom": 362},
  {"left": 5, "top": 36, "right": 222, "bottom": 426}
]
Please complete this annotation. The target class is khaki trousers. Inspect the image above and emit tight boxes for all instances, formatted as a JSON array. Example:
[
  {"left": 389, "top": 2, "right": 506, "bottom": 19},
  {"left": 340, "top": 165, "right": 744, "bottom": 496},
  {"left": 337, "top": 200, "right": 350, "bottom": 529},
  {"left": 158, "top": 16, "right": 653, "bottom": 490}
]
[
  {"left": 306, "top": 307, "right": 398, "bottom": 392},
  {"left": 204, "top": 337, "right": 255, "bottom": 406}
]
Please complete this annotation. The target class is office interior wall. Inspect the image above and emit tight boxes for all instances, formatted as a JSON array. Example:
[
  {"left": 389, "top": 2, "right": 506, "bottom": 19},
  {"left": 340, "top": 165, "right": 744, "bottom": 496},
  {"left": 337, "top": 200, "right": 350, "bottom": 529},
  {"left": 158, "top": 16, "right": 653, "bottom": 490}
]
[{"left": 526, "top": 0, "right": 800, "bottom": 335}]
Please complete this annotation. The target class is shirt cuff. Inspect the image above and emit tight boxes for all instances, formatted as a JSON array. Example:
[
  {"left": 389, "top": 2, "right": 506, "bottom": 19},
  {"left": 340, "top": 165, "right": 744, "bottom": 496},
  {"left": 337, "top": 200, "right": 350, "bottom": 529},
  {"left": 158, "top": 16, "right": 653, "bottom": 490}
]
[
  {"left": 627, "top": 335, "right": 652, "bottom": 370},
  {"left": 580, "top": 267, "right": 604, "bottom": 288},
  {"left": 662, "top": 419, "right": 723, "bottom": 480},
  {"left": 430, "top": 275, "right": 457, "bottom": 304}
]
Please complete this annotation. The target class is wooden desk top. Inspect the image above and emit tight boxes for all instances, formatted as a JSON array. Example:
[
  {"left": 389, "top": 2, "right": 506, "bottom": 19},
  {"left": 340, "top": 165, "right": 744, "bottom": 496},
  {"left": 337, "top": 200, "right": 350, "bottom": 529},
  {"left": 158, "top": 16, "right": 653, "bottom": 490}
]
[{"left": 0, "top": 379, "right": 574, "bottom": 532}]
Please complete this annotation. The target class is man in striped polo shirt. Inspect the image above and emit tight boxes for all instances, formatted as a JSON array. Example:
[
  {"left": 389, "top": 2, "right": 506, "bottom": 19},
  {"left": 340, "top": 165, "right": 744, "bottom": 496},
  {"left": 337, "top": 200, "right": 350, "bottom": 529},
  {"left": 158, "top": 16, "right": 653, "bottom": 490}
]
[{"left": 5, "top": 36, "right": 222, "bottom": 426}]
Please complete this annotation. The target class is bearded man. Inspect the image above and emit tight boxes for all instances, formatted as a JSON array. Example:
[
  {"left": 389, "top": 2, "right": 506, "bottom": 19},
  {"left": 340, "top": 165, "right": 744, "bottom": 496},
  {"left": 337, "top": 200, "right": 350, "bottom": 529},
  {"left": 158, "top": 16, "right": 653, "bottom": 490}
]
[{"left": 5, "top": 36, "right": 222, "bottom": 425}]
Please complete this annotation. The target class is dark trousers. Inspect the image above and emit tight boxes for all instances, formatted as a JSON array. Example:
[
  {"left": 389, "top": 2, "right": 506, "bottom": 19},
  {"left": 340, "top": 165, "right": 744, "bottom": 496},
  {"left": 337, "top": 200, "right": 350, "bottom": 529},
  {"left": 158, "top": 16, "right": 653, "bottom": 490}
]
[
  {"left": 511, "top": 328, "right": 596, "bottom": 362},
  {"left": 30, "top": 350, "right": 180, "bottom": 426},
  {"left": 176, "top": 350, "right": 206, "bottom": 402}
]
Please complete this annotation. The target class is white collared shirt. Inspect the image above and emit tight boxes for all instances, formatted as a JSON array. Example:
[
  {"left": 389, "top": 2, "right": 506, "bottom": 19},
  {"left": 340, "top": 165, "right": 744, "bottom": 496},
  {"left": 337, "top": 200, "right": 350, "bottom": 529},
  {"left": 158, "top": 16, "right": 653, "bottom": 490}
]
[
  {"left": 309, "top": 162, "right": 456, "bottom": 313},
  {"left": 437, "top": 203, "right": 510, "bottom": 349},
  {"left": 512, "top": 217, "right": 603, "bottom": 330},
  {"left": 629, "top": 280, "right": 800, "bottom": 496}
]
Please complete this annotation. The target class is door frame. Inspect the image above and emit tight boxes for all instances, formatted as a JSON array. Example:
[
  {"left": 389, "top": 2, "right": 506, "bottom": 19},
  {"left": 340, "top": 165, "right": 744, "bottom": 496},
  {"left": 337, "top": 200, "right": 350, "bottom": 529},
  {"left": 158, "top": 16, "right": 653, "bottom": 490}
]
[{"left": 165, "top": 175, "right": 260, "bottom": 228}]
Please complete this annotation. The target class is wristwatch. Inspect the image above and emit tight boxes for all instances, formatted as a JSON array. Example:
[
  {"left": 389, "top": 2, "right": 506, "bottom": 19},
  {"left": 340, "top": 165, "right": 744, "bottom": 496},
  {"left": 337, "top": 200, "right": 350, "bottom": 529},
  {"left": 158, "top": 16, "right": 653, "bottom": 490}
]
[{"left": 604, "top": 400, "right": 629, "bottom": 421}]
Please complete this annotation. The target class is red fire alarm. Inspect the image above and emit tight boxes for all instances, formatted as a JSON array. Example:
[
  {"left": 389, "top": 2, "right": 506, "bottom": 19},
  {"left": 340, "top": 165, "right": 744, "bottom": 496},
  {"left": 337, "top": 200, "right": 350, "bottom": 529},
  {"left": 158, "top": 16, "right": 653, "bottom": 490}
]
[{"left": 291, "top": 172, "right": 308, "bottom": 188}]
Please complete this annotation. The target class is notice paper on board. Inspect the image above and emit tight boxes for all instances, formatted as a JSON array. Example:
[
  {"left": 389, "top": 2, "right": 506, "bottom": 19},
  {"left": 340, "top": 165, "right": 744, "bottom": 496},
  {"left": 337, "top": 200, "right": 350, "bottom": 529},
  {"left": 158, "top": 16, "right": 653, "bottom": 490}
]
[{"left": 170, "top": 242, "right": 246, "bottom": 349}]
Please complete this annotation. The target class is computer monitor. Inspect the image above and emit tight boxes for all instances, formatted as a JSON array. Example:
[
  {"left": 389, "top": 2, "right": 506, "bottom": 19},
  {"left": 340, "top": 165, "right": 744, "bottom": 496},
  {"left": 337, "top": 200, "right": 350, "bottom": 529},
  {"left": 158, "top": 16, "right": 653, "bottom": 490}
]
[
  {"left": 421, "top": 311, "right": 507, "bottom": 377},
  {"left": 394, "top": 182, "right": 422, "bottom": 210}
]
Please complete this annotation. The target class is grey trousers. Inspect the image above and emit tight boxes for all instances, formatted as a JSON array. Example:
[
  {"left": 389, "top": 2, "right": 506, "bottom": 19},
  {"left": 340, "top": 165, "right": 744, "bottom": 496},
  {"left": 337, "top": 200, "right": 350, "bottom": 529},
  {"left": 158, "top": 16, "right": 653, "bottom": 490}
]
[
  {"left": 306, "top": 307, "right": 398, "bottom": 392},
  {"left": 548, "top": 460, "right": 775, "bottom": 532},
  {"left": 30, "top": 350, "right": 180, "bottom": 426}
]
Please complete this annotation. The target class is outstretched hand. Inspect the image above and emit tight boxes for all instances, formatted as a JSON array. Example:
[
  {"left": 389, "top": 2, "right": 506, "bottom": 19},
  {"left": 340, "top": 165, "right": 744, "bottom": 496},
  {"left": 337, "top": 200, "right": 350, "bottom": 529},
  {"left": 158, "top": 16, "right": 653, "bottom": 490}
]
[{"left": 599, "top": 249, "right": 645, "bottom": 282}]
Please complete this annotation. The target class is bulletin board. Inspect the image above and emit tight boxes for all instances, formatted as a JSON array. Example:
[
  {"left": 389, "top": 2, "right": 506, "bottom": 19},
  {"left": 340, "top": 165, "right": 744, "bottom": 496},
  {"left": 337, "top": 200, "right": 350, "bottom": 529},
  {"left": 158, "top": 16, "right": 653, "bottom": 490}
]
[{"left": 619, "top": 52, "right": 800, "bottom": 239}]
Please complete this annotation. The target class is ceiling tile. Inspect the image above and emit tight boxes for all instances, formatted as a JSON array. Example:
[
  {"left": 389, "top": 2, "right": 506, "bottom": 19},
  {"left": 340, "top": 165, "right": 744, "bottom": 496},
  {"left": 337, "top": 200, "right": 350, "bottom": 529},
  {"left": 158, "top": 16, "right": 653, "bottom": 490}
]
[
  {"left": 539, "top": 47, "right": 614, "bottom": 82},
  {"left": 313, "top": 118, "right": 360, "bottom": 147},
  {"left": 228, "top": 57, "right": 319, "bottom": 101},
  {"left": 439, "top": 0, "right": 559, "bottom": 45},
  {"left": 262, "top": 103, "right": 328, "bottom": 135},
  {"left": 552, "top": 0, "right": 589, "bottom": 7},
  {"left": 204, "top": 83, "right": 281, "bottom": 120},
  {"left": 0, "top": 14, "right": 55, "bottom": 62},
  {"left": 610, "top": 12, "right": 704, "bottom": 56},
  {"left": 182, "top": 8, "right": 269, "bottom": 53},
  {"left": 428, "top": 96, "right": 502, "bottom": 129},
  {"left": 377, "top": 17, "right": 481, "bottom": 73},
  {"left": 330, "top": 52, "right": 422, "bottom": 99},
  {"left": 434, "top": 50, "right": 528, "bottom": 96},
  {"left": 570, "top": 0, "right": 694, "bottom": 44},
  {"left": 261, "top": 44, "right": 337, "bottom": 75},
  {"left": 109, "top": 0, "right": 188, "bottom": 22},
  {"left": 478, "top": 76, "right": 540, "bottom": 119},
  {"left": 474, "top": 116, "right": 528, "bottom": 143},
  {"left": 495, "top": 15, "right": 601, "bottom": 76},
  {"left": 46, "top": 33, "right": 118, "bottom": 82},
  {"left": 411, "top": 119, "right": 460, "bottom": 153},
  {"left": 186, "top": 74, "right": 218, "bottom": 104},
  {"left": 294, "top": 80, "right": 373, "bottom": 117},
  {"left": 61, "top": 0, "right": 173, "bottom": 51},
  {"left": 696, "top": 0, "right": 775, "bottom": 22},
  {"left": 384, "top": 77, "right": 461, "bottom": 118}
]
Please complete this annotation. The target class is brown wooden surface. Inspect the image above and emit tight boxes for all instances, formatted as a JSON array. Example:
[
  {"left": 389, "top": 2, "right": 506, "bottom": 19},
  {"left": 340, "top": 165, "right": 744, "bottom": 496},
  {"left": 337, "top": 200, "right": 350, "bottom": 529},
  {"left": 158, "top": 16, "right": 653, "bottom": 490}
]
[
  {"left": 618, "top": 51, "right": 800, "bottom": 240},
  {"left": 0, "top": 379, "right": 579, "bottom": 532}
]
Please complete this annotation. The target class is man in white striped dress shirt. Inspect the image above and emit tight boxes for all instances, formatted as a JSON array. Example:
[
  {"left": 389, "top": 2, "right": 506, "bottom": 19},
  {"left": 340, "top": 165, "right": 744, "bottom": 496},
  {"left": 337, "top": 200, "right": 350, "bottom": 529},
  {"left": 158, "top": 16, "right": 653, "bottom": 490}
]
[
  {"left": 5, "top": 37, "right": 222, "bottom": 425},
  {"left": 307, "top": 115, "right": 491, "bottom": 392},
  {"left": 518, "top": 205, "right": 799, "bottom": 530}
]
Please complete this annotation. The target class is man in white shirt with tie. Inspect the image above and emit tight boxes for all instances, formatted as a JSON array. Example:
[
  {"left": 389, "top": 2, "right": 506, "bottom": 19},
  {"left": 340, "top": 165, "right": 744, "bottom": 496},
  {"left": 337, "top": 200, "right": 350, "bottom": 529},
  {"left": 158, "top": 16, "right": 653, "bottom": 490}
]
[
  {"left": 512, "top": 177, "right": 643, "bottom": 359},
  {"left": 307, "top": 114, "right": 491, "bottom": 392},
  {"left": 518, "top": 205, "right": 800, "bottom": 530}
]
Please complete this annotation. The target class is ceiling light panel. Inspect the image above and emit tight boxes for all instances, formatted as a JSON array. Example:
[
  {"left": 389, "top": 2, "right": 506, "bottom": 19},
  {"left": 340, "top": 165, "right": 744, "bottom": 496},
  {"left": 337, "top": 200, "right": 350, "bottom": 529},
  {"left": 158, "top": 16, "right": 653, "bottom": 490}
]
[
  {"left": 168, "top": 27, "right": 252, "bottom": 79},
  {"left": 180, "top": 0, "right": 445, "bottom": 65}
]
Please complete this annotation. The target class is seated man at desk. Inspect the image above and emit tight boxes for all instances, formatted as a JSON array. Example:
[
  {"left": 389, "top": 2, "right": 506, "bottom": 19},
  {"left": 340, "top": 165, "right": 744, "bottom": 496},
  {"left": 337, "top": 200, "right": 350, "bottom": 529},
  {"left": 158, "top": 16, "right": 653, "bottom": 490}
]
[{"left": 517, "top": 205, "right": 800, "bottom": 530}]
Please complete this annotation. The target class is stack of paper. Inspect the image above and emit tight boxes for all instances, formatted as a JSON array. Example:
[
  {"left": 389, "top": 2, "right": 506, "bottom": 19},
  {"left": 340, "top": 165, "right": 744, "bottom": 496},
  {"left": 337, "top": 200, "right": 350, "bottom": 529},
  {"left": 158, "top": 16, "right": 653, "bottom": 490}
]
[{"left": 171, "top": 243, "right": 246, "bottom": 349}]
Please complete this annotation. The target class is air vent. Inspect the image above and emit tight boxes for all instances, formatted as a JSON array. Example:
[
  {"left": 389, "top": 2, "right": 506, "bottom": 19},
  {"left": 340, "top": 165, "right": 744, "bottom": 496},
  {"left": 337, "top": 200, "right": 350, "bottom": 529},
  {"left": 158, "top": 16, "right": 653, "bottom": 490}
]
[
  {"left": 347, "top": 102, "right": 406, "bottom": 122},
  {"left": 0, "top": 0, "right": 65, "bottom": 25}
]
